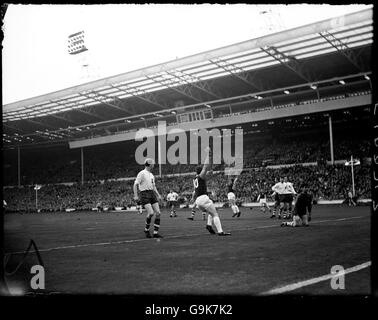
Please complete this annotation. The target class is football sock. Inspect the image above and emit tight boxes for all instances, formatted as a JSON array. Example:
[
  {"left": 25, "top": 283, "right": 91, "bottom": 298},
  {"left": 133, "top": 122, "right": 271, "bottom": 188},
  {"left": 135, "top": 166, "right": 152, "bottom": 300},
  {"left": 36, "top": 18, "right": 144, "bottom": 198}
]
[
  {"left": 153, "top": 217, "right": 160, "bottom": 234},
  {"left": 207, "top": 214, "right": 213, "bottom": 226},
  {"left": 145, "top": 215, "right": 152, "bottom": 231},
  {"left": 213, "top": 216, "right": 223, "bottom": 233}
]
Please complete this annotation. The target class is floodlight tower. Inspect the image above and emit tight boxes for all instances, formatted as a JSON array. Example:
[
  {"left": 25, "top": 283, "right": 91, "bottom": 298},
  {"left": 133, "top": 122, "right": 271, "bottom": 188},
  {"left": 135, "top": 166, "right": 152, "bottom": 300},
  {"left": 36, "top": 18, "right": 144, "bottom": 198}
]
[
  {"left": 259, "top": 7, "right": 285, "bottom": 34},
  {"left": 67, "top": 30, "right": 97, "bottom": 81}
]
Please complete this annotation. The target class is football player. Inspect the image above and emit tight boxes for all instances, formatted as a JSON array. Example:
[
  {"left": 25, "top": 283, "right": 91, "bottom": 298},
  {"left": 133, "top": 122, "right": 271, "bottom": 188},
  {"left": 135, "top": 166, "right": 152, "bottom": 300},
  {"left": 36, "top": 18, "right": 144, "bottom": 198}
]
[
  {"left": 192, "top": 147, "right": 230, "bottom": 236},
  {"left": 281, "top": 184, "right": 312, "bottom": 227},
  {"left": 271, "top": 177, "right": 285, "bottom": 219},
  {"left": 227, "top": 176, "right": 241, "bottom": 218},
  {"left": 167, "top": 189, "right": 179, "bottom": 217},
  {"left": 282, "top": 176, "right": 296, "bottom": 219},
  {"left": 133, "top": 159, "right": 163, "bottom": 238},
  {"left": 257, "top": 190, "right": 271, "bottom": 214}
]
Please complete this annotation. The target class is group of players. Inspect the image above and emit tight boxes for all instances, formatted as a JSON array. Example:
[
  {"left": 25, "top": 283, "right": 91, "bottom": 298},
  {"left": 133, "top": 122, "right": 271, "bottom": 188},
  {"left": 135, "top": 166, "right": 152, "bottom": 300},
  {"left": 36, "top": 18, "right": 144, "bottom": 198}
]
[{"left": 133, "top": 147, "right": 312, "bottom": 239}]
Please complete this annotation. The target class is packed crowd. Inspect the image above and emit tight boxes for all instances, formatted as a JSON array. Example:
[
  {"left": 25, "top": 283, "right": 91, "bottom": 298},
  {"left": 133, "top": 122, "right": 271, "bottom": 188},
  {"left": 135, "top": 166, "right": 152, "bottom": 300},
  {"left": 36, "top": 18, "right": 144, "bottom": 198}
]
[
  {"left": 3, "top": 163, "right": 370, "bottom": 213},
  {"left": 3, "top": 132, "right": 369, "bottom": 186}
]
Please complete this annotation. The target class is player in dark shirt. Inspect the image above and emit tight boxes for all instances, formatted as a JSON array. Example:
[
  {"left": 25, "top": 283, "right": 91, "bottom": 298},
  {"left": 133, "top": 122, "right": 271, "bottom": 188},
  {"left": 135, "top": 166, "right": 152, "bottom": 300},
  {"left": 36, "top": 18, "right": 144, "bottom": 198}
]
[
  {"left": 257, "top": 190, "right": 271, "bottom": 214},
  {"left": 192, "top": 147, "right": 230, "bottom": 236},
  {"left": 281, "top": 184, "right": 312, "bottom": 227}
]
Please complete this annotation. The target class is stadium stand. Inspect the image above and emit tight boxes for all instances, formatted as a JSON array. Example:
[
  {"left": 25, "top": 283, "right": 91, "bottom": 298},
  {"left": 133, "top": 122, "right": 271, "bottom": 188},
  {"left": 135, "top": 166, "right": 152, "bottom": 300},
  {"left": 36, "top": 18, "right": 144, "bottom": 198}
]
[
  {"left": 3, "top": 162, "right": 370, "bottom": 213},
  {"left": 2, "top": 9, "right": 372, "bottom": 213},
  {"left": 3, "top": 124, "right": 369, "bottom": 185}
]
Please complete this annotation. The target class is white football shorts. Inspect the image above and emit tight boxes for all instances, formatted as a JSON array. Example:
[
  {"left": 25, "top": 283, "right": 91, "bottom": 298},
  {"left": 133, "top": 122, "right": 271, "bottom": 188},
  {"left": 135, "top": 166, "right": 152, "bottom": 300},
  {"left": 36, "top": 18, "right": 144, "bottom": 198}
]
[
  {"left": 259, "top": 198, "right": 267, "bottom": 204},
  {"left": 195, "top": 195, "right": 214, "bottom": 211},
  {"left": 227, "top": 192, "right": 236, "bottom": 201}
]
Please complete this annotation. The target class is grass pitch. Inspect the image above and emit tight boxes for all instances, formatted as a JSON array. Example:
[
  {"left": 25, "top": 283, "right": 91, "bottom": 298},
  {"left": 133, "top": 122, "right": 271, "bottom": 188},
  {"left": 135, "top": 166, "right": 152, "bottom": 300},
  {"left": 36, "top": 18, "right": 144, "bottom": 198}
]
[{"left": 3, "top": 204, "right": 371, "bottom": 295}]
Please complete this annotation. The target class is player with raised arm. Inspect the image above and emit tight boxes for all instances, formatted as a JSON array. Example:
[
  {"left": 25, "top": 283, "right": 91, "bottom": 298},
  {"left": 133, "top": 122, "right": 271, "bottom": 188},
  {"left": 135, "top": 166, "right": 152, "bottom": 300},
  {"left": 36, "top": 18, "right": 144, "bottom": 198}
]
[
  {"left": 167, "top": 189, "right": 179, "bottom": 218},
  {"left": 133, "top": 158, "right": 163, "bottom": 238},
  {"left": 227, "top": 176, "right": 241, "bottom": 218},
  {"left": 193, "top": 147, "right": 230, "bottom": 236}
]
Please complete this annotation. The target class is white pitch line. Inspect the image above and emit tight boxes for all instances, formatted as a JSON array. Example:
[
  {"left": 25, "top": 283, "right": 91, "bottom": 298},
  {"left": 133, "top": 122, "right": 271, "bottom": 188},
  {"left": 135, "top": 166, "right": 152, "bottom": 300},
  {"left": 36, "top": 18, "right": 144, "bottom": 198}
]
[
  {"left": 261, "top": 261, "right": 371, "bottom": 295},
  {"left": 6, "top": 215, "right": 368, "bottom": 255}
]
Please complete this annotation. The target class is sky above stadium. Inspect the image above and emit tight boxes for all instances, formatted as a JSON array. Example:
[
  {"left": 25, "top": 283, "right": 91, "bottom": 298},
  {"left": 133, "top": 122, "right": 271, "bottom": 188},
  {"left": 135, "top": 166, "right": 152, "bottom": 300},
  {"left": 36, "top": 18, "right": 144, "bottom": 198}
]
[{"left": 2, "top": 3, "right": 372, "bottom": 105}]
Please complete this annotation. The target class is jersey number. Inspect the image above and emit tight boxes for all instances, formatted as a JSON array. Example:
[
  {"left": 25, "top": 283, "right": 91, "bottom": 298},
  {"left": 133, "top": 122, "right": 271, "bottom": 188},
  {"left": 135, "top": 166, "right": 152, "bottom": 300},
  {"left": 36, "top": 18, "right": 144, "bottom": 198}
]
[{"left": 193, "top": 178, "right": 199, "bottom": 188}]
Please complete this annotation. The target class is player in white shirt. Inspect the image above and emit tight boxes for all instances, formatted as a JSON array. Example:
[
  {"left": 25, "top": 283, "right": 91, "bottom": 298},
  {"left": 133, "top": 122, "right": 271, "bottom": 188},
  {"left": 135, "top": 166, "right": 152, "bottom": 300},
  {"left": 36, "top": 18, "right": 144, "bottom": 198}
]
[
  {"left": 133, "top": 158, "right": 163, "bottom": 239},
  {"left": 167, "top": 190, "right": 179, "bottom": 217},
  {"left": 282, "top": 176, "right": 296, "bottom": 219},
  {"left": 227, "top": 176, "right": 241, "bottom": 218},
  {"left": 271, "top": 177, "right": 286, "bottom": 219}
]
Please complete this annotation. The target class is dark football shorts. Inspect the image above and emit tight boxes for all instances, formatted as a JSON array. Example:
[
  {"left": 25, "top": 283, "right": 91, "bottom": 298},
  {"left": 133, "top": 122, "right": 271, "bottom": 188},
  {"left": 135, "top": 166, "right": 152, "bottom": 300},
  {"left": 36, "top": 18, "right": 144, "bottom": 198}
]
[
  {"left": 168, "top": 200, "right": 178, "bottom": 207},
  {"left": 280, "top": 194, "right": 293, "bottom": 203},
  {"left": 140, "top": 190, "right": 158, "bottom": 206},
  {"left": 286, "top": 194, "right": 294, "bottom": 203}
]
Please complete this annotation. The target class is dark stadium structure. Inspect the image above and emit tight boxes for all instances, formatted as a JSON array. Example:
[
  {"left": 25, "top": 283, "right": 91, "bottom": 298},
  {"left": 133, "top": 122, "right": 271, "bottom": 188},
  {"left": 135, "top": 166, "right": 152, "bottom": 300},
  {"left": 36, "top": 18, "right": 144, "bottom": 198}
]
[{"left": 3, "top": 8, "right": 372, "bottom": 212}]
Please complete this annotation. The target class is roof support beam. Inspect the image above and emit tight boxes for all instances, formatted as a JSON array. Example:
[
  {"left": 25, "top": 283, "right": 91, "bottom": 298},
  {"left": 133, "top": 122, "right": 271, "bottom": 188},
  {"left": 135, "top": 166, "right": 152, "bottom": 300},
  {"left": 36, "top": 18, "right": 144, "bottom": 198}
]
[
  {"left": 78, "top": 91, "right": 132, "bottom": 115},
  {"left": 110, "top": 84, "right": 168, "bottom": 110},
  {"left": 146, "top": 75, "right": 203, "bottom": 103},
  {"left": 319, "top": 31, "right": 365, "bottom": 72},
  {"left": 260, "top": 46, "right": 317, "bottom": 82},
  {"left": 209, "top": 57, "right": 268, "bottom": 91},
  {"left": 165, "top": 70, "right": 223, "bottom": 100},
  {"left": 73, "top": 107, "right": 108, "bottom": 121},
  {"left": 49, "top": 112, "right": 82, "bottom": 126},
  {"left": 26, "top": 118, "right": 59, "bottom": 130},
  {"left": 52, "top": 99, "right": 107, "bottom": 121}
]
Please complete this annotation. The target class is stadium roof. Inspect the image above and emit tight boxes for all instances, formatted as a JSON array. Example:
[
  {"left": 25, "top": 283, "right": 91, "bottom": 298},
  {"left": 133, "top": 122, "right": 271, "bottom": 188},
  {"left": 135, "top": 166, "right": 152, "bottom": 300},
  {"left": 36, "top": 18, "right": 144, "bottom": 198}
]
[{"left": 2, "top": 8, "right": 373, "bottom": 148}]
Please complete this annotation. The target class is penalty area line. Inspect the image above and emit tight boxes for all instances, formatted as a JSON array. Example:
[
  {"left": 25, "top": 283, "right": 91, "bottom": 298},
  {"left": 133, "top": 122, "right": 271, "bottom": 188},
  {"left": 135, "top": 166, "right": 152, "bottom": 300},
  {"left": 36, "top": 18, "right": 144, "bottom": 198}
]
[
  {"left": 6, "top": 215, "right": 367, "bottom": 255},
  {"left": 260, "top": 261, "right": 371, "bottom": 295}
]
